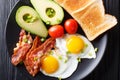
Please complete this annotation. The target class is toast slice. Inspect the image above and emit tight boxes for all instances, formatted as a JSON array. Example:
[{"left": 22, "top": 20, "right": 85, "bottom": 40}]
[
  {"left": 54, "top": 0, "right": 117, "bottom": 41},
  {"left": 54, "top": 0, "right": 96, "bottom": 13},
  {"left": 87, "top": 14, "right": 117, "bottom": 40},
  {"left": 54, "top": 0, "right": 65, "bottom": 5},
  {"left": 71, "top": 0, "right": 105, "bottom": 24},
  {"left": 72, "top": 0, "right": 106, "bottom": 40}
]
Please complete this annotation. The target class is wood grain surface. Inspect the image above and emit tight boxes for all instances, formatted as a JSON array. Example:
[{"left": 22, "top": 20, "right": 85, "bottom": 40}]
[{"left": 0, "top": 0, "right": 119, "bottom": 80}]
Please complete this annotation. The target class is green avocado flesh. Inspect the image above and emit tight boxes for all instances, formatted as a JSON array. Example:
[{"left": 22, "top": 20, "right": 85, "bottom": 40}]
[
  {"left": 16, "top": 6, "right": 48, "bottom": 37},
  {"left": 30, "top": 0, "right": 64, "bottom": 25}
]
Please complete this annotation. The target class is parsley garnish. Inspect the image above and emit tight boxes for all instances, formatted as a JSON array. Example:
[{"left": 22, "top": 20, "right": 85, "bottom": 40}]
[
  {"left": 34, "top": 57, "right": 38, "bottom": 61},
  {"left": 77, "top": 57, "right": 81, "bottom": 62},
  {"left": 66, "top": 51, "right": 71, "bottom": 54},
  {"left": 41, "top": 38, "right": 46, "bottom": 42},
  {"left": 94, "top": 48, "right": 98, "bottom": 53}
]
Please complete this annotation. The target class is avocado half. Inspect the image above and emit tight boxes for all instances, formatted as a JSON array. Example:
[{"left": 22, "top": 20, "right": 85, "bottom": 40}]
[
  {"left": 16, "top": 6, "right": 48, "bottom": 38},
  {"left": 30, "top": 0, "right": 64, "bottom": 25}
]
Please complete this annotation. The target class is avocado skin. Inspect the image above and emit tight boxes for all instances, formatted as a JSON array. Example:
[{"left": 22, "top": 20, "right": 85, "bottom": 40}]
[
  {"left": 30, "top": 0, "right": 64, "bottom": 25},
  {"left": 16, "top": 6, "right": 48, "bottom": 38}
]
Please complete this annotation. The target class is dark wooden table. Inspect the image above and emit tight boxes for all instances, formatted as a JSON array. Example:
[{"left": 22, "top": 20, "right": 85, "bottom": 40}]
[{"left": 0, "top": 0, "right": 119, "bottom": 80}]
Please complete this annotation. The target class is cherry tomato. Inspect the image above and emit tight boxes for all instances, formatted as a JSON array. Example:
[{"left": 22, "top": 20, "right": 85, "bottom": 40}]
[
  {"left": 64, "top": 19, "right": 78, "bottom": 34},
  {"left": 49, "top": 25, "right": 64, "bottom": 38}
]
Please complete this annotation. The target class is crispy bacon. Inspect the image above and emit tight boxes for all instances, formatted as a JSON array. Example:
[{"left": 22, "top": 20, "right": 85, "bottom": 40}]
[
  {"left": 24, "top": 37, "right": 55, "bottom": 76},
  {"left": 24, "top": 36, "right": 41, "bottom": 75},
  {"left": 11, "top": 29, "right": 33, "bottom": 66},
  {"left": 19, "top": 29, "right": 33, "bottom": 45},
  {"left": 11, "top": 30, "right": 55, "bottom": 76},
  {"left": 25, "top": 36, "right": 41, "bottom": 60}
]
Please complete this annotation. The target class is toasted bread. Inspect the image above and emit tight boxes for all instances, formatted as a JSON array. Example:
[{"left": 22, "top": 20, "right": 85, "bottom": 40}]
[
  {"left": 87, "top": 14, "right": 117, "bottom": 40},
  {"left": 72, "top": 0, "right": 105, "bottom": 24},
  {"left": 54, "top": 0, "right": 96, "bottom": 13},
  {"left": 54, "top": 0, "right": 117, "bottom": 41},
  {"left": 54, "top": 0, "right": 65, "bottom": 5},
  {"left": 72, "top": 0, "right": 106, "bottom": 40}
]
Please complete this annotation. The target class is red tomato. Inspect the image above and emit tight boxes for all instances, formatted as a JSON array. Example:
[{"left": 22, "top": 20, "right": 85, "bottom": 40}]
[
  {"left": 49, "top": 25, "right": 64, "bottom": 38},
  {"left": 64, "top": 19, "right": 78, "bottom": 34}
]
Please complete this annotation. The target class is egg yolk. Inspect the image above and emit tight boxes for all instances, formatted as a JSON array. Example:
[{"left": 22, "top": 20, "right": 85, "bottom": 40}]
[
  {"left": 41, "top": 55, "right": 59, "bottom": 74},
  {"left": 66, "top": 36, "right": 84, "bottom": 54}
]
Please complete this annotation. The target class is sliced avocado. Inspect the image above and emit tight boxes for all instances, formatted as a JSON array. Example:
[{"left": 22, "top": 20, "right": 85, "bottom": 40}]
[
  {"left": 30, "top": 0, "right": 64, "bottom": 25},
  {"left": 16, "top": 6, "right": 48, "bottom": 37}
]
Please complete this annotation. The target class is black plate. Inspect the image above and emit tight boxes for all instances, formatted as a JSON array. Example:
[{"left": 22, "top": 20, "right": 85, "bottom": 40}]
[{"left": 5, "top": 0, "right": 107, "bottom": 80}]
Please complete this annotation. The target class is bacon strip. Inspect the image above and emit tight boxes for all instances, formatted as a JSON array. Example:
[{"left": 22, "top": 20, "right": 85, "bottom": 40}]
[
  {"left": 24, "top": 38, "right": 55, "bottom": 76},
  {"left": 11, "top": 30, "right": 33, "bottom": 66},
  {"left": 25, "top": 36, "right": 41, "bottom": 59},
  {"left": 24, "top": 36, "right": 41, "bottom": 74}
]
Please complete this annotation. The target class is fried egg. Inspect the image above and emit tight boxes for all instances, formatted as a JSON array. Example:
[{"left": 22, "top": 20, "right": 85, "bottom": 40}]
[
  {"left": 55, "top": 34, "right": 96, "bottom": 59},
  {"left": 40, "top": 50, "right": 78, "bottom": 79},
  {"left": 40, "top": 34, "right": 96, "bottom": 79}
]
